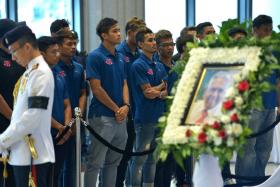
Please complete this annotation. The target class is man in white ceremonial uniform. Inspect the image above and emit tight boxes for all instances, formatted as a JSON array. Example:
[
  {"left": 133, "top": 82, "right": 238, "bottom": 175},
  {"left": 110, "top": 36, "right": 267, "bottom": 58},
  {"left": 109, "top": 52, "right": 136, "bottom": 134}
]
[{"left": 0, "top": 25, "right": 55, "bottom": 187}]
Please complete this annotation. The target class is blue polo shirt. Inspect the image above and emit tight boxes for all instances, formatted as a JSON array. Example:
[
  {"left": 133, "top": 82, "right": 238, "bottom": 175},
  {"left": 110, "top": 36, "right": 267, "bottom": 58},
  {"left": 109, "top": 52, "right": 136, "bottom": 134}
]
[
  {"left": 160, "top": 60, "right": 178, "bottom": 95},
  {"left": 56, "top": 59, "right": 86, "bottom": 113},
  {"left": 131, "top": 53, "right": 167, "bottom": 124},
  {"left": 117, "top": 40, "right": 140, "bottom": 72},
  {"left": 262, "top": 71, "right": 279, "bottom": 109},
  {"left": 152, "top": 52, "right": 159, "bottom": 62},
  {"left": 86, "top": 44, "right": 126, "bottom": 118},
  {"left": 117, "top": 40, "right": 141, "bottom": 115},
  {"left": 51, "top": 66, "right": 69, "bottom": 136}
]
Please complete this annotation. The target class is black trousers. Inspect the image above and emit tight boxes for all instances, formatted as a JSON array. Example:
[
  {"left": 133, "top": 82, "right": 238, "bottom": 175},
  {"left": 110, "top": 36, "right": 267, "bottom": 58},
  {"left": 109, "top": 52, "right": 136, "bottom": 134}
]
[
  {"left": 115, "top": 114, "right": 135, "bottom": 187},
  {"left": 154, "top": 154, "right": 175, "bottom": 187},
  {"left": 222, "top": 161, "right": 232, "bottom": 180},
  {"left": 13, "top": 162, "right": 52, "bottom": 187},
  {"left": 175, "top": 156, "right": 193, "bottom": 186},
  {"left": 0, "top": 162, "right": 15, "bottom": 187},
  {"left": 52, "top": 141, "right": 72, "bottom": 187}
]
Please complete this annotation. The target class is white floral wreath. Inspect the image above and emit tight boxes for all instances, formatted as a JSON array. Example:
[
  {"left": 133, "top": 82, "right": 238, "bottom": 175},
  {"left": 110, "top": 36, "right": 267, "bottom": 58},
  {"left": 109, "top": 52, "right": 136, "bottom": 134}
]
[{"left": 162, "top": 47, "right": 261, "bottom": 151}]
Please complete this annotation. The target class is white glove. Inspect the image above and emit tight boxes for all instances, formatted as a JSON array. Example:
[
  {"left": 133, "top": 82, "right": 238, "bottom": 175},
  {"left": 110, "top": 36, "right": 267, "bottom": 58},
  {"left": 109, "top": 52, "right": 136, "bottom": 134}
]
[
  {"left": 0, "top": 144, "right": 3, "bottom": 154},
  {"left": 1, "top": 150, "right": 8, "bottom": 158},
  {"left": 0, "top": 142, "right": 6, "bottom": 155}
]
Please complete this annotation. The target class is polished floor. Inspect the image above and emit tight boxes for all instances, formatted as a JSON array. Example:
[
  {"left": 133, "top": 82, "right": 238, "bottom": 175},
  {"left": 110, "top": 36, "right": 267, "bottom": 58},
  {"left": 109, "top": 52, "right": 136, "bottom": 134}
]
[
  {"left": 79, "top": 162, "right": 279, "bottom": 187},
  {"left": 169, "top": 162, "right": 280, "bottom": 187}
]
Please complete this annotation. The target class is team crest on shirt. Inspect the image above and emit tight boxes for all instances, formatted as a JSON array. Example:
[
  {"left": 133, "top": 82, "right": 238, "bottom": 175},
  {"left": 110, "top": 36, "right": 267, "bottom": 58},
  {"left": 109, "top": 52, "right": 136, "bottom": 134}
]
[
  {"left": 124, "top": 56, "right": 130, "bottom": 63},
  {"left": 59, "top": 71, "right": 66, "bottom": 77},
  {"left": 3, "top": 60, "right": 11, "bottom": 67},
  {"left": 104, "top": 58, "right": 113, "bottom": 65},
  {"left": 147, "top": 69, "right": 154, "bottom": 75}
]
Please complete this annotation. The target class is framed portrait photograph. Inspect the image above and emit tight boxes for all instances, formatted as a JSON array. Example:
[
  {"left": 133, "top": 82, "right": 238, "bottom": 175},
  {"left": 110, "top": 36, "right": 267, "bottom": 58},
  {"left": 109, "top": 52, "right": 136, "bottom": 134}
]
[
  {"left": 162, "top": 47, "right": 262, "bottom": 144},
  {"left": 185, "top": 65, "right": 243, "bottom": 125}
]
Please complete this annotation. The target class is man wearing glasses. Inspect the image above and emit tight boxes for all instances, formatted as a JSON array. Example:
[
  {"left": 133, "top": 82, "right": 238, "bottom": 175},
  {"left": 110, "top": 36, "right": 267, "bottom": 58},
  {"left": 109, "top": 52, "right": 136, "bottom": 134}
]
[{"left": 154, "top": 29, "right": 179, "bottom": 187}]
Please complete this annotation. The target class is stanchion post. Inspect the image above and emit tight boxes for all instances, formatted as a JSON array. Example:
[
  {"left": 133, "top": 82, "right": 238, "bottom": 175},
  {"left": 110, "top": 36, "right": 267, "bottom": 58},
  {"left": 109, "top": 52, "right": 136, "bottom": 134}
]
[{"left": 75, "top": 107, "right": 82, "bottom": 187}]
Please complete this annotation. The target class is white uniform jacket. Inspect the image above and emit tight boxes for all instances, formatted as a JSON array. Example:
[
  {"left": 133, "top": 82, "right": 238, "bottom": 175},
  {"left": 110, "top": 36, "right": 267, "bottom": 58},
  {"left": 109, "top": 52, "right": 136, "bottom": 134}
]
[{"left": 0, "top": 56, "right": 55, "bottom": 166}]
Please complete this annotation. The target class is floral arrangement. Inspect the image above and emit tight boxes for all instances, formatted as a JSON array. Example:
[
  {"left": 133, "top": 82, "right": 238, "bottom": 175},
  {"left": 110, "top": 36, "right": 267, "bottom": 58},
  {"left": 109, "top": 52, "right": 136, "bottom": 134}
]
[{"left": 156, "top": 19, "right": 280, "bottom": 167}]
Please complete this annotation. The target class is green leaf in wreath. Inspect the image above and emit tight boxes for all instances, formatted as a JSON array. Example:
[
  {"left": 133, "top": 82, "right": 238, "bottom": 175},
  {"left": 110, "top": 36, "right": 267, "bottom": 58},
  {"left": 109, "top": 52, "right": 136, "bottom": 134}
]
[{"left": 172, "top": 150, "right": 184, "bottom": 170}]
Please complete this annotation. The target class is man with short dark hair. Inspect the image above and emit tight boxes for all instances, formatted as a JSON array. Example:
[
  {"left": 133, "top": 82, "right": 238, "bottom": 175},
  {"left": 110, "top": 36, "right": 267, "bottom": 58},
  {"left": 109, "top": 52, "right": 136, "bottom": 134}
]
[
  {"left": 50, "top": 19, "right": 86, "bottom": 68},
  {"left": 228, "top": 27, "right": 247, "bottom": 40},
  {"left": 55, "top": 29, "right": 87, "bottom": 187},
  {"left": 155, "top": 30, "right": 177, "bottom": 94},
  {"left": 196, "top": 22, "right": 216, "bottom": 40},
  {"left": 84, "top": 17, "right": 129, "bottom": 187},
  {"left": 50, "top": 19, "right": 70, "bottom": 36},
  {"left": 173, "top": 26, "right": 196, "bottom": 62},
  {"left": 180, "top": 26, "right": 197, "bottom": 38},
  {"left": 116, "top": 17, "right": 146, "bottom": 187},
  {"left": 175, "top": 34, "right": 194, "bottom": 60},
  {"left": 38, "top": 36, "right": 72, "bottom": 187},
  {"left": 129, "top": 27, "right": 168, "bottom": 187},
  {"left": 252, "top": 14, "right": 273, "bottom": 39},
  {"left": 0, "top": 25, "right": 55, "bottom": 187},
  {"left": 154, "top": 29, "right": 179, "bottom": 187}
]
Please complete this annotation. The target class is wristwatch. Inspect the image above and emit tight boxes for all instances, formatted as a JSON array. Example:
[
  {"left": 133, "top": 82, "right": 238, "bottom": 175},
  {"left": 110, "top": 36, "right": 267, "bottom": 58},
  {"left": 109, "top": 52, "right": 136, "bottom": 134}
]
[{"left": 124, "top": 103, "right": 130, "bottom": 110}]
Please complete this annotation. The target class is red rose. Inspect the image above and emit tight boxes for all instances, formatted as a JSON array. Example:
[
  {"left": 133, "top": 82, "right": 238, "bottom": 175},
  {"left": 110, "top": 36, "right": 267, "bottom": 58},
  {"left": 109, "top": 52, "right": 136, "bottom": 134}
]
[
  {"left": 223, "top": 100, "right": 234, "bottom": 110},
  {"left": 238, "top": 80, "right": 250, "bottom": 92},
  {"left": 198, "top": 132, "right": 207, "bottom": 144},
  {"left": 212, "top": 121, "right": 221, "bottom": 129},
  {"left": 185, "top": 129, "right": 192, "bottom": 138},
  {"left": 218, "top": 130, "right": 226, "bottom": 138},
  {"left": 230, "top": 113, "right": 239, "bottom": 122}
]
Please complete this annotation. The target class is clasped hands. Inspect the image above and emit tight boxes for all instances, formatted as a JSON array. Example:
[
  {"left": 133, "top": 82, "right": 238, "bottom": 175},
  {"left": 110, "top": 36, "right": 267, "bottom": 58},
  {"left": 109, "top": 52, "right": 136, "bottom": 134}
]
[{"left": 115, "top": 105, "right": 129, "bottom": 123}]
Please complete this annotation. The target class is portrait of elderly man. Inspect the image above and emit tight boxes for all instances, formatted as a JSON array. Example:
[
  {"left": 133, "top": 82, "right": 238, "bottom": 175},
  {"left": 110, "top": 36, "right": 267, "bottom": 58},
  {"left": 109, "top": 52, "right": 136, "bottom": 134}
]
[{"left": 187, "top": 70, "right": 238, "bottom": 125}]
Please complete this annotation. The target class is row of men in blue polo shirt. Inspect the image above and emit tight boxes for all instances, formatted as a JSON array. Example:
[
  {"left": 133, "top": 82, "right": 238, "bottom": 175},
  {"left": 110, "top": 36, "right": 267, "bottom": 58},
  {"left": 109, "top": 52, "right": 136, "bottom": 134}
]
[{"left": 46, "top": 17, "right": 187, "bottom": 187}]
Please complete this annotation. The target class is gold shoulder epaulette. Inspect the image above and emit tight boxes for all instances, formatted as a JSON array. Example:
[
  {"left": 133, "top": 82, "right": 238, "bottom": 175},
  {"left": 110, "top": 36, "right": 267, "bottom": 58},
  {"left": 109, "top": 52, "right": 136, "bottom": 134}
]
[
  {"left": 31, "top": 63, "right": 39, "bottom": 71},
  {"left": 13, "top": 76, "right": 22, "bottom": 104}
]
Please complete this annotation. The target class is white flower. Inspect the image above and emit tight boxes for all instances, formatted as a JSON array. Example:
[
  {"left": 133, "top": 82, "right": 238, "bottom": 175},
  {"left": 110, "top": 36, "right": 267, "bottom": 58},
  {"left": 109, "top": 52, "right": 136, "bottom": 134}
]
[
  {"left": 227, "top": 137, "right": 234, "bottom": 147},
  {"left": 170, "top": 87, "right": 176, "bottom": 95},
  {"left": 245, "top": 53, "right": 261, "bottom": 72},
  {"left": 233, "top": 73, "right": 242, "bottom": 82},
  {"left": 221, "top": 115, "right": 230, "bottom": 124},
  {"left": 214, "top": 137, "right": 222, "bottom": 146},
  {"left": 235, "top": 96, "right": 244, "bottom": 108},
  {"left": 192, "top": 126, "right": 203, "bottom": 134},
  {"left": 225, "top": 87, "right": 236, "bottom": 98},
  {"left": 158, "top": 116, "right": 166, "bottom": 123},
  {"left": 232, "top": 123, "right": 243, "bottom": 136},
  {"left": 241, "top": 69, "right": 249, "bottom": 77},
  {"left": 225, "top": 125, "right": 233, "bottom": 136},
  {"left": 207, "top": 129, "right": 218, "bottom": 140}
]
